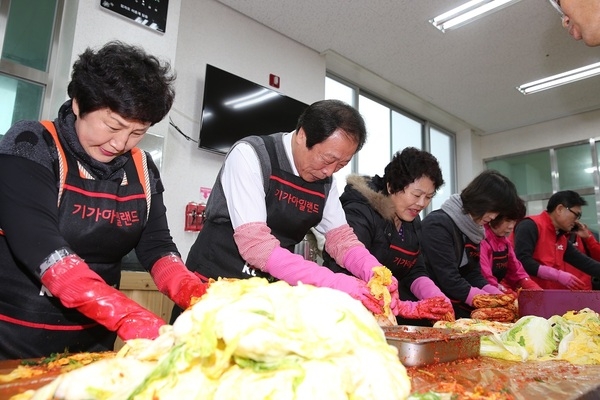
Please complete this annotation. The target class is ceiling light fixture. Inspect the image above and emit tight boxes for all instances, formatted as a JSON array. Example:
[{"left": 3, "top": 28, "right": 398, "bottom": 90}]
[
  {"left": 429, "top": 0, "right": 523, "bottom": 32},
  {"left": 517, "top": 62, "right": 600, "bottom": 95}
]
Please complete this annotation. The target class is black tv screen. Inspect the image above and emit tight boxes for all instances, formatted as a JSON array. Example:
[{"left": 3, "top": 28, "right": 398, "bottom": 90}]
[{"left": 198, "top": 64, "right": 309, "bottom": 154}]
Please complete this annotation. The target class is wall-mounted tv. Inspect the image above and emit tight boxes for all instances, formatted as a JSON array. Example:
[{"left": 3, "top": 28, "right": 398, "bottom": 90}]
[{"left": 198, "top": 64, "right": 309, "bottom": 155}]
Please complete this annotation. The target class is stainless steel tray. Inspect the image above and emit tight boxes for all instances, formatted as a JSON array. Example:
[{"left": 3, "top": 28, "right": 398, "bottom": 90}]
[{"left": 383, "top": 325, "right": 481, "bottom": 367}]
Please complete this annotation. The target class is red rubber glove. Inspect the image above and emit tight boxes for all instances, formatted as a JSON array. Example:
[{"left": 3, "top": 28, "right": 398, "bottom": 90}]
[
  {"left": 538, "top": 265, "right": 586, "bottom": 290},
  {"left": 41, "top": 253, "right": 165, "bottom": 341},
  {"left": 150, "top": 254, "right": 208, "bottom": 310},
  {"left": 497, "top": 282, "right": 517, "bottom": 295},
  {"left": 517, "top": 277, "right": 542, "bottom": 290},
  {"left": 395, "top": 296, "right": 453, "bottom": 320}
]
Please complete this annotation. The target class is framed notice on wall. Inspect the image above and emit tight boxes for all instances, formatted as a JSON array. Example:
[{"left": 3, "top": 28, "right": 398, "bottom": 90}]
[{"left": 101, "top": 0, "right": 169, "bottom": 33}]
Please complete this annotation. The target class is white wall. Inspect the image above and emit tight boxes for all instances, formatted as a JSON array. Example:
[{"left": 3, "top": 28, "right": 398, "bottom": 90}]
[
  {"left": 480, "top": 108, "right": 600, "bottom": 160},
  {"left": 66, "top": 0, "right": 325, "bottom": 259},
  {"left": 166, "top": 0, "right": 325, "bottom": 258}
]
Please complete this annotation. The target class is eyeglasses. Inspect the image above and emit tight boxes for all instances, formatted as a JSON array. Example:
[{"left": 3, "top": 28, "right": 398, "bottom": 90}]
[
  {"left": 548, "top": 0, "right": 565, "bottom": 18},
  {"left": 566, "top": 207, "right": 582, "bottom": 220}
]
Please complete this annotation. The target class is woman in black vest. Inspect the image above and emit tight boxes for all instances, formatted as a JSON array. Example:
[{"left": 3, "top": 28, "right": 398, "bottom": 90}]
[
  {"left": 0, "top": 42, "right": 207, "bottom": 359},
  {"left": 420, "top": 170, "right": 523, "bottom": 319},
  {"left": 321, "top": 148, "right": 454, "bottom": 325}
]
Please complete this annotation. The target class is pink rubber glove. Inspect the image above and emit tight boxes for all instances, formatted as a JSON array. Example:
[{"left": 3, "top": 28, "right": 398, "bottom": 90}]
[
  {"left": 538, "top": 265, "right": 586, "bottom": 290},
  {"left": 482, "top": 284, "right": 504, "bottom": 295},
  {"left": 150, "top": 254, "right": 208, "bottom": 310},
  {"left": 386, "top": 275, "right": 401, "bottom": 315},
  {"left": 41, "top": 253, "right": 165, "bottom": 341},
  {"left": 343, "top": 247, "right": 400, "bottom": 311},
  {"left": 518, "top": 277, "right": 542, "bottom": 290},
  {"left": 410, "top": 276, "right": 454, "bottom": 311},
  {"left": 395, "top": 297, "right": 453, "bottom": 320},
  {"left": 465, "top": 286, "right": 492, "bottom": 307},
  {"left": 265, "top": 246, "right": 383, "bottom": 314}
]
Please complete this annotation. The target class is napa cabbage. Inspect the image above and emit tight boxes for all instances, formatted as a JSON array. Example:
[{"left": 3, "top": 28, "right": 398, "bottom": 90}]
[
  {"left": 480, "top": 315, "right": 556, "bottom": 361},
  {"left": 27, "top": 277, "right": 412, "bottom": 400}
]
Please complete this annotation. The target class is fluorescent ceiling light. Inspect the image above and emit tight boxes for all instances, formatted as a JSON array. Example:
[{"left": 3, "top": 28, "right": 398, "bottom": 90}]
[
  {"left": 430, "top": 0, "right": 523, "bottom": 32},
  {"left": 517, "top": 62, "right": 600, "bottom": 95}
]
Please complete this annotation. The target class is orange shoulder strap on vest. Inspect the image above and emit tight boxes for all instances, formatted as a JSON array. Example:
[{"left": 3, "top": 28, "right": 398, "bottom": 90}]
[
  {"left": 131, "top": 147, "right": 151, "bottom": 220},
  {"left": 40, "top": 120, "right": 67, "bottom": 206}
]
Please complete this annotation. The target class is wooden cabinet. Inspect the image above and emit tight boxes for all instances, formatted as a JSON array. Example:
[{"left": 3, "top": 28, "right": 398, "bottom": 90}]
[{"left": 114, "top": 271, "right": 174, "bottom": 351}]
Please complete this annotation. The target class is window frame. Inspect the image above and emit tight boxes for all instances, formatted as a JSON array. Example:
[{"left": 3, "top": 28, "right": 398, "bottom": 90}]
[
  {"left": 326, "top": 73, "right": 457, "bottom": 216},
  {"left": 0, "top": 0, "right": 65, "bottom": 123}
]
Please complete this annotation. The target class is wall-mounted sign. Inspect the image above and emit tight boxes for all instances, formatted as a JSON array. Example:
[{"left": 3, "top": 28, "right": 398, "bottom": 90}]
[{"left": 101, "top": 0, "right": 168, "bottom": 33}]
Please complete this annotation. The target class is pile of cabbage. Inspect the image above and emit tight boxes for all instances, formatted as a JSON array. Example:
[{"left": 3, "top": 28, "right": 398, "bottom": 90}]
[
  {"left": 479, "top": 308, "right": 600, "bottom": 364},
  {"left": 23, "top": 278, "right": 411, "bottom": 400}
]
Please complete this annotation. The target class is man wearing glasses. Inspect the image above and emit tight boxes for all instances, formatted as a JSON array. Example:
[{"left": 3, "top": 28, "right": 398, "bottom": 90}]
[
  {"left": 549, "top": 0, "right": 600, "bottom": 46},
  {"left": 513, "top": 190, "right": 600, "bottom": 289}
]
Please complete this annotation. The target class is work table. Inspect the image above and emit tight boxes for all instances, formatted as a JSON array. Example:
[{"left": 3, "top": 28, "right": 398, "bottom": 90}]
[{"left": 2, "top": 356, "right": 600, "bottom": 399}]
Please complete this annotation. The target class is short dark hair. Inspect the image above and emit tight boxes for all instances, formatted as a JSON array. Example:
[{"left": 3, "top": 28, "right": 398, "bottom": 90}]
[
  {"left": 295, "top": 99, "right": 366, "bottom": 151},
  {"left": 383, "top": 147, "right": 444, "bottom": 194},
  {"left": 67, "top": 41, "right": 176, "bottom": 125},
  {"left": 489, "top": 196, "right": 526, "bottom": 228},
  {"left": 546, "top": 190, "right": 587, "bottom": 212},
  {"left": 461, "top": 170, "right": 521, "bottom": 220}
]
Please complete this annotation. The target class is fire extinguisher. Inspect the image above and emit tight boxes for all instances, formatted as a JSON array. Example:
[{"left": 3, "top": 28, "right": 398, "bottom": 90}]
[{"left": 185, "top": 202, "right": 206, "bottom": 231}]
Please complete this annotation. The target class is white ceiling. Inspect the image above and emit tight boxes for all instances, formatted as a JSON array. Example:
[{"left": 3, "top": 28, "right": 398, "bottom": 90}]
[{"left": 216, "top": 0, "right": 600, "bottom": 135}]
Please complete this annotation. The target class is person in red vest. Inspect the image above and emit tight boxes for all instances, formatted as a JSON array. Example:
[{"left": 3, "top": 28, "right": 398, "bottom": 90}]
[
  {"left": 513, "top": 190, "right": 600, "bottom": 289},
  {"left": 566, "top": 221, "right": 600, "bottom": 289}
]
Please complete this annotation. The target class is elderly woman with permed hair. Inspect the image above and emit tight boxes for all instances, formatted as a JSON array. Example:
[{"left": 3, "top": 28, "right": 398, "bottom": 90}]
[
  {"left": 0, "top": 41, "right": 207, "bottom": 359},
  {"left": 420, "top": 169, "right": 523, "bottom": 319},
  {"left": 323, "top": 147, "right": 454, "bottom": 325}
]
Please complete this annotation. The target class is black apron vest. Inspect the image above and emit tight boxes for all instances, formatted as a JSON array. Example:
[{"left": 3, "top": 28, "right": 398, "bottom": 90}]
[
  {"left": 451, "top": 237, "right": 482, "bottom": 319},
  {"left": 381, "top": 223, "right": 420, "bottom": 279},
  {"left": 186, "top": 135, "right": 328, "bottom": 282},
  {"left": 484, "top": 238, "right": 509, "bottom": 282},
  {"left": 0, "top": 121, "right": 149, "bottom": 358}
]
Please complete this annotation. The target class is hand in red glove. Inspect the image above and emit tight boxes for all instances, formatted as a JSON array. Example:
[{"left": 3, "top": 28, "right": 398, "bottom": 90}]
[
  {"left": 395, "top": 296, "right": 453, "bottom": 320},
  {"left": 497, "top": 281, "right": 517, "bottom": 295},
  {"left": 517, "top": 277, "right": 542, "bottom": 290},
  {"left": 41, "top": 252, "right": 165, "bottom": 341},
  {"left": 150, "top": 254, "right": 208, "bottom": 310}
]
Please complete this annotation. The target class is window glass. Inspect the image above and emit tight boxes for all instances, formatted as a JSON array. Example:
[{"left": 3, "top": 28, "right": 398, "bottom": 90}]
[
  {"left": 556, "top": 143, "right": 594, "bottom": 190},
  {"left": 391, "top": 111, "right": 421, "bottom": 152},
  {"left": 580, "top": 194, "right": 599, "bottom": 236},
  {"left": 325, "top": 74, "right": 456, "bottom": 215},
  {"left": 326, "top": 77, "right": 356, "bottom": 193},
  {"left": 138, "top": 132, "right": 165, "bottom": 171},
  {"left": 430, "top": 127, "right": 454, "bottom": 211},
  {"left": 2, "top": 0, "right": 57, "bottom": 71},
  {"left": 486, "top": 150, "right": 552, "bottom": 196},
  {"left": 325, "top": 77, "right": 354, "bottom": 105},
  {"left": 357, "top": 94, "right": 390, "bottom": 177},
  {"left": 0, "top": 74, "right": 44, "bottom": 136}
]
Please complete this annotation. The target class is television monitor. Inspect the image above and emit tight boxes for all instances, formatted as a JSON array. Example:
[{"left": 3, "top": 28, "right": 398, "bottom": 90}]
[{"left": 198, "top": 64, "right": 310, "bottom": 155}]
